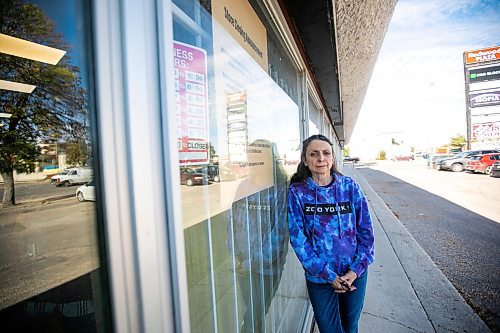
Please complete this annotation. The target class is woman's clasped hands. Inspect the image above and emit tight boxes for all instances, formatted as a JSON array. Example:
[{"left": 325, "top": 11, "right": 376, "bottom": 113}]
[{"left": 332, "top": 271, "right": 358, "bottom": 293}]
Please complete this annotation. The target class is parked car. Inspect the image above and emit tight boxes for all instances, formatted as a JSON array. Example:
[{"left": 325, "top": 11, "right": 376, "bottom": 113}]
[
  {"left": 465, "top": 155, "right": 482, "bottom": 173},
  {"left": 180, "top": 168, "right": 208, "bottom": 186},
  {"left": 207, "top": 164, "right": 220, "bottom": 182},
  {"left": 343, "top": 156, "right": 360, "bottom": 163},
  {"left": 51, "top": 167, "right": 94, "bottom": 187},
  {"left": 465, "top": 153, "right": 500, "bottom": 174},
  {"left": 435, "top": 149, "right": 500, "bottom": 172},
  {"left": 428, "top": 154, "right": 454, "bottom": 169},
  {"left": 76, "top": 179, "right": 96, "bottom": 202},
  {"left": 490, "top": 162, "right": 500, "bottom": 177},
  {"left": 392, "top": 155, "right": 413, "bottom": 161}
]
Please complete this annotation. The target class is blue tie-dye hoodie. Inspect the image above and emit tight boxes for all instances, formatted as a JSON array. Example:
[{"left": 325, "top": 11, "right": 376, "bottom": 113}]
[{"left": 288, "top": 173, "right": 374, "bottom": 284}]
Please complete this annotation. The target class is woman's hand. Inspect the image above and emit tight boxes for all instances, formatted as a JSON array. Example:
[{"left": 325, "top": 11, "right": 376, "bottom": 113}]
[
  {"left": 332, "top": 271, "right": 358, "bottom": 293},
  {"left": 332, "top": 276, "right": 347, "bottom": 293}
]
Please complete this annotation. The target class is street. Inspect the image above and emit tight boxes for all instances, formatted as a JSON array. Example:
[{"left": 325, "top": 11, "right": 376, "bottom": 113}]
[
  {"left": 0, "top": 180, "right": 75, "bottom": 204},
  {"left": 0, "top": 199, "right": 99, "bottom": 310},
  {"left": 353, "top": 160, "right": 500, "bottom": 331}
]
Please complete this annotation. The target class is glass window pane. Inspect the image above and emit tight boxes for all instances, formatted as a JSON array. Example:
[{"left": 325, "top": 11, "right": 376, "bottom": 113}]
[
  {"left": 170, "top": 0, "right": 308, "bottom": 332},
  {"left": 0, "top": 1, "right": 109, "bottom": 331},
  {"left": 308, "top": 94, "right": 321, "bottom": 135}
]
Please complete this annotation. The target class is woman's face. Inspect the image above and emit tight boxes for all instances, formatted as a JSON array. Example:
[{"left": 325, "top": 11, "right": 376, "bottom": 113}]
[{"left": 304, "top": 139, "right": 333, "bottom": 178}]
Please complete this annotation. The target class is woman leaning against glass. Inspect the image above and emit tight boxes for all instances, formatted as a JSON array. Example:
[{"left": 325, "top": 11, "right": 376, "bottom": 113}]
[{"left": 288, "top": 134, "right": 374, "bottom": 333}]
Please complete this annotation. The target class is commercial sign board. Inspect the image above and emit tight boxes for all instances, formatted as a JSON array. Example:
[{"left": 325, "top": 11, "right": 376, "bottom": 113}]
[
  {"left": 471, "top": 122, "right": 500, "bottom": 140},
  {"left": 465, "top": 46, "right": 500, "bottom": 65},
  {"left": 212, "top": 0, "right": 268, "bottom": 71},
  {"left": 468, "top": 65, "right": 500, "bottom": 83},
  {"left": 226, "top": 91, "right": 248, "bottom": 163},
  {"left": 469, "top": 89, "right": 500, "bottom": 108},
  {"left": 174, "top": 41, "right": 209, "bottom": 165}
]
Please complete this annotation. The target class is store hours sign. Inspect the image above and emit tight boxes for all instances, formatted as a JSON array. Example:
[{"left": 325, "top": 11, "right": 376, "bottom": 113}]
[{"left": 174, "top": 41, "right": 209, "bottom": 165}]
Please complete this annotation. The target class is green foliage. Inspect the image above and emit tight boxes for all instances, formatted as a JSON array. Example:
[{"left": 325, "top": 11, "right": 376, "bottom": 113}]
[
  {"left": 0, "top": 129, "right": 40, "bottom": 174},
  {"left": 342, "top": 147, "right": 350, "bottom": 157},
  {"left": 209, "top": 143, "right": 217, "bottom": 161},
  {"left": 0, "top": 0, "right": 88, "bottom": 205},
  {"left": 376, "top": 150, "right": 387, "bottom": 160},
  {"left": 63, "top": 141, "right": 88, "bottom": 166},
  {"left": 449, "top": 134, "right": 466, "bottom": 148}
]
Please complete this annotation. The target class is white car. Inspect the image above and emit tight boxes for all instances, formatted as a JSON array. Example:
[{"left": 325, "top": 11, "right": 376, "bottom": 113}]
[{"left": 76, "top": 179, "right": 96, "bottom": 202}]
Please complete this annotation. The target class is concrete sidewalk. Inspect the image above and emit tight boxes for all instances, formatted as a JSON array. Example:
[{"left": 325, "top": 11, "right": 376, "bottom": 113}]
[{"left": 313, "top": 166, "right": 491, "bottom": 332}]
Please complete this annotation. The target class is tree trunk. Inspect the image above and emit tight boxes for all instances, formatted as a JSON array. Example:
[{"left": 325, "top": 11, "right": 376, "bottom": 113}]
[{"left": 1, "top": 171, "right": 15, "bottom": 207}]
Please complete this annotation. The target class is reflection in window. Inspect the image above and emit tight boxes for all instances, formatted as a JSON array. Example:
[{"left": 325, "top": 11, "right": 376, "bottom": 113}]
[
  {"left": 172, "top": 0, "right": 309, "bottom": 332},
  {"left": 0, "top": 0, "right": 108, "bottom": 331}
]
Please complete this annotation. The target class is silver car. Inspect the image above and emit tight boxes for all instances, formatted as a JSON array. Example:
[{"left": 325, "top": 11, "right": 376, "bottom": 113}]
[{"left": 436, "top": 149, "right": 500, "bottom": 172}]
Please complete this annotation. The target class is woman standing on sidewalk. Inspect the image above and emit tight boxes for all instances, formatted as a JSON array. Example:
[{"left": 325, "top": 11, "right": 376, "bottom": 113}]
[{"left": 288, "top": 134, "right": 374, "bottom": 333}]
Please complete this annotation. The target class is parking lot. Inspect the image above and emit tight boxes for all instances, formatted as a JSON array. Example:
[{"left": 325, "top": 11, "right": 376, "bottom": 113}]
[{"left": 354, "top": 159, "right": 500, "bottom": 223}]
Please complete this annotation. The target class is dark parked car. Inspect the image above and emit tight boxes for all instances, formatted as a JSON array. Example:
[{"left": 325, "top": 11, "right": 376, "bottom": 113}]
[
  {"left": 343, "top": 156, "right": 360, "bottom": 163},
  {"left": 193, "top": 164, "right": 237, "bottom": 183},
  {"left": 490, "top": 162, "right": 500, "bottom": 178},
  {"left": 435, "top": 149, "right": 500, "bottom": 172},
  {"left": 180, "top": 168, "right": 208, "bottom": 186}
]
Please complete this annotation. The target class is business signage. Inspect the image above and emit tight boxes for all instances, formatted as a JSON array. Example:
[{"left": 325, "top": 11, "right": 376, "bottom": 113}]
[
  {"left": 468, "top": 65, "right": 500, "bottom": 83},
  {"left": 212, "top": 0, "right": 268, "bottom": 71},
  {"left": 227, "top": 91, "right": 248, "bottom": 163},
  {"left": 471, "top": 122, "right": 500, "bottom": 140},
  {"left": 469, "top": 89, "right": 500, "bottom": 108},
  {"left": 174, "top": 41, "right": 209, "bottom": 165},
  {"left": 465, "top": 46, "right": 500, "bottom": 65}
]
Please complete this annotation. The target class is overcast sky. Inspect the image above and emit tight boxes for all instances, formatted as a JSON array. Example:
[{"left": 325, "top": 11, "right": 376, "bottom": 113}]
[{"left": 349, "top": 0, "right": 500, "bottom": 157}]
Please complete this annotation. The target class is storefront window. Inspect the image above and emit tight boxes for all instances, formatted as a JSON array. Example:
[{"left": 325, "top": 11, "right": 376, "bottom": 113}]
[
  {"left": 171, "top": 0, "right": 308, "bottom": 331},
  {"left": 0, "top": 0, "right": 108, "bottom": 331}
]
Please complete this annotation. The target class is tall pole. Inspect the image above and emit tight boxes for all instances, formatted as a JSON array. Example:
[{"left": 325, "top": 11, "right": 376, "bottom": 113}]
[{"left": 463, "top": 52, "right": 471, "bottom": 150}]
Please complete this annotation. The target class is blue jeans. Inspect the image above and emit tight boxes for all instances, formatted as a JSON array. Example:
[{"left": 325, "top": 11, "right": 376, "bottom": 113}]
[{"left": 306, "top": 271, "right": 368, "bottom": 333}]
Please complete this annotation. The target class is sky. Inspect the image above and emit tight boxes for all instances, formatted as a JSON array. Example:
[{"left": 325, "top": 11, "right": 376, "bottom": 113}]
[
  {"left": 349, "top": 0, "right": 500, "bottom": 158},
  {"left": 32, "top": 0, "right": 88, "bottom": 86}
]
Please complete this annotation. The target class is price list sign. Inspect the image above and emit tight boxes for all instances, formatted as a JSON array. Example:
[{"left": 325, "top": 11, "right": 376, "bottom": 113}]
[{"left": 174, "top": 41, "right": 209, "bottom": 165}]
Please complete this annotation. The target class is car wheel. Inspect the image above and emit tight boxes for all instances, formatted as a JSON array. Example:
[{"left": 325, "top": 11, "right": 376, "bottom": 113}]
[
  {"left": 485, "top": 166, "right": 492, "bottom": 174},
  {"left": 77, "top": 191, "right": 85, "bottom": 202},
  {"left": 186, "top": 179, "right": 194, "bottom": 186},
  {"left": 213, "top": 175, "right": 220, "bottom": 182},
  {"left": 62, "top": 180, "right": 70, "bottom": 187},
  {"left": 451, "top": 163, "right": 464, "bottom": 172}
]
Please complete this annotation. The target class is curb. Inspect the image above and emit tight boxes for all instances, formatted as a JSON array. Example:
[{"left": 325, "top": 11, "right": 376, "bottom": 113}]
[{"left": 0, "top": 194, "right": 75, "bottom": 215}]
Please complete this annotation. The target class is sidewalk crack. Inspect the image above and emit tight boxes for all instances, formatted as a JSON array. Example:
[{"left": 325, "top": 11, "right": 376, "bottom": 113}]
[{"left": 362, "top": 311, "right": 427, "bottom": 333}]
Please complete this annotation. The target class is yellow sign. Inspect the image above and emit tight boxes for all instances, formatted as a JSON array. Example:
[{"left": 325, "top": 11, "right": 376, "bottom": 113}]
[{"left": 212, "top": 0, "right": 268, "bottom": 71}]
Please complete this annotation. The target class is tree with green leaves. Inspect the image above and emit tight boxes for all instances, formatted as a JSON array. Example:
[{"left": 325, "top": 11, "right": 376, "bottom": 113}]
[
  {"left": 377, "top": 150, "right": 387, "bottom": 160},
  {"left": 61, "top": 140, "right": 89, "bottom": 167},
  {"left": 0, "top": 0, "right": 88, "bottom": 206},
  {"left": 449, "top": 134, "right": 466, "bottom": 149}
]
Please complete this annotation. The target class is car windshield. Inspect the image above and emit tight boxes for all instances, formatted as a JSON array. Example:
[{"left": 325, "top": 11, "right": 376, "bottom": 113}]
[
  {"left": 454, "top": 152, "right": 468, "bottom": 158},
  {"left": 59, "top": 170, "right": 70, "bottom": 175}
]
